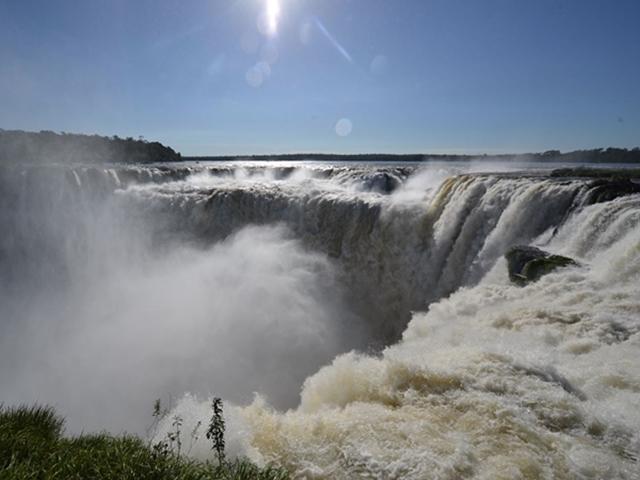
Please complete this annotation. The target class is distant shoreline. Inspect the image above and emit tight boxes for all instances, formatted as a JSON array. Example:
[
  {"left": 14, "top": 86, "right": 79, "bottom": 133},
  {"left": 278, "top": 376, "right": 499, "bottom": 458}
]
[
  {"left": 2, "top": 129, "right": 639, "bottom": 164},
  {"left": 183, "top": 149, "right": 640, "bottom": 164}
]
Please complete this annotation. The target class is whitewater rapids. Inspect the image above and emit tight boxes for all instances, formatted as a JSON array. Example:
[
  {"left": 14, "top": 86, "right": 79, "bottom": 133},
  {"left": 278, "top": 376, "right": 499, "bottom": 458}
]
[
  {"left": 239, "top": 195, "right": 640, "bottom": 479},
  {"left": 1, "top": 161, "right": 639, "bottom": 478}
]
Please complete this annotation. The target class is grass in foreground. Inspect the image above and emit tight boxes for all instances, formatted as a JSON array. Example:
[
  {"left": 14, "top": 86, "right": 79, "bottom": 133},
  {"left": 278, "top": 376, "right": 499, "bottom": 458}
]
[{"left": 0, "top": 404, "right": 289, "bottom": 480}]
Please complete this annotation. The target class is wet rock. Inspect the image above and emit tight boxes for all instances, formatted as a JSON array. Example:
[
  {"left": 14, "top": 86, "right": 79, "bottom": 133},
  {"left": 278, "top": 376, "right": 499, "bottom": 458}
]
[
  {"left": 363, "top": 172, "right": 401, "bottom": 193},
  {"left": 515, "top": 364, "right": 587, "bottom": 401},
  {"left": 601, "top": 322, "right": 633, "bottom": 344},
  {"left": 506, "top": 245, "right": 577, "bottom": 286},
  {"left": 550, "top": 167, "right": 640, "bottom": 180},
  {"left": 583, "top": 178, "right": 640, "bottom": 205}
]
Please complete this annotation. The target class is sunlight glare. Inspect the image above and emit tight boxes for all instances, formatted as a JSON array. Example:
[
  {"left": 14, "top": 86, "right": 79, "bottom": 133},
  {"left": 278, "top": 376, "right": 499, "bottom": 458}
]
[{"left": 266, "top": 0, "right": 281, "bottom": 36}]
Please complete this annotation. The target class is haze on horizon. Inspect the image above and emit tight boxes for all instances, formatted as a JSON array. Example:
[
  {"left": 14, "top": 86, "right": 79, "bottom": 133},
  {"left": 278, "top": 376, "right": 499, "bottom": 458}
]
[{"left": 0, "top": 0, "right": 638, "bottom": 156}]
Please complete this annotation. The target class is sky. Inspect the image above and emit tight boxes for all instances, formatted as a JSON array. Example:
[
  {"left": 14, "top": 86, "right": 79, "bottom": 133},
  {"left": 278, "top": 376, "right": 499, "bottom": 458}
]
[{"left": 0, "top": 0, "right": 638, "bottom": 156}]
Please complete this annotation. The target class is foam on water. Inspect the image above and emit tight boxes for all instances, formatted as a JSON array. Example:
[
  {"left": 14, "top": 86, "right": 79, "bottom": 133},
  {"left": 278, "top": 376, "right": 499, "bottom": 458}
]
[
  {"left": 1, "top": 162, "right": 639, "bottom": 477},
  {"left": 143, "top": 167, "right": 640, "bottom": 479},
  {"left": 220, "top": 196, "right": 638, "bottom": 478}
]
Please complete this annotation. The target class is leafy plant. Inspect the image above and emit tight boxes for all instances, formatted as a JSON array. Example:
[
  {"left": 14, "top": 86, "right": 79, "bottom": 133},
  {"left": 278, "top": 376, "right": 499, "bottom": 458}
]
[
  {"left": 206, "top": 397, "right": 226, "bottom": 466},
  {"left": 0, "top": 403, "right": 290, "bottom": 479}
]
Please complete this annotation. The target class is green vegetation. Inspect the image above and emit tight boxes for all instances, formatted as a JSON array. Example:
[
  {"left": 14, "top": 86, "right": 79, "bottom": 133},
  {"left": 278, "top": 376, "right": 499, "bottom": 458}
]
[
  {"left": 186, "top": 147, "right": 640, "bottom": 163},
  {"left": 206, "top": 398, "right": 227, "bottom": 466},
  {"left": 519, "top": 255, "right": 577, "bottom": 285},
  {"left": 2, "top": 128, "right": 638, "bottom": 165},
  {"left": 0, "top": 129, "right": 181, "bottom": 164},
  {"left": 0, "top": 403, "right": 289, "bottom": 480}
]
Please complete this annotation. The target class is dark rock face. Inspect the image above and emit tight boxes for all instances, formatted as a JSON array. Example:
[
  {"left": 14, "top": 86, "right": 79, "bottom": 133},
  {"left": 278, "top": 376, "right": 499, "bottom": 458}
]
[
  {"left": 583, "top": 179, "right": 640, "bottom": 205},
  {"left": 362, "top": 172, "right": 401, "bottom": 193},
  {"left": 506, "top": 246, "right": 577, "bottom": 286}
]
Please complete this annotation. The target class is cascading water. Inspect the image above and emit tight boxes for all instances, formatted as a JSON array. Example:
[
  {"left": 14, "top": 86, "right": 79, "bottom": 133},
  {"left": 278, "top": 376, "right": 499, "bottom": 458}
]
[
  {"left": 235, "top": 192, "right": 640, "bottom": 479},
  {"left": 0, "top": 161, "right": 638, "bottom": 478}
]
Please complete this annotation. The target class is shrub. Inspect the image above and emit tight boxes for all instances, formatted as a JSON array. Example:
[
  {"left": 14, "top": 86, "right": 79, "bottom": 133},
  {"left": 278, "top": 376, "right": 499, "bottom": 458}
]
[{"left": 0, "top": 403, "right": 289, "bottom": 480}]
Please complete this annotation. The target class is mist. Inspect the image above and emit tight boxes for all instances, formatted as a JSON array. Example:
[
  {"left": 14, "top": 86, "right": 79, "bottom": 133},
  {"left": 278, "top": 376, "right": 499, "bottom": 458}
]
[{"left": 0, "top": 169, "right": 366, "bottom": 433}]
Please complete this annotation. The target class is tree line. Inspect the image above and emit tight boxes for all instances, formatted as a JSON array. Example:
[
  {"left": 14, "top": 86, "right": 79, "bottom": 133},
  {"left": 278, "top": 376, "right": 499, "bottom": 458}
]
[
  {"left": 0, "top": 130, "right": 181, "bottom": 164},
  {"left": 2, "top": 129, "right": 638, "bottom": 164},
  {"left": 189, "top": 148, "right": 640, "bottom": 163}
]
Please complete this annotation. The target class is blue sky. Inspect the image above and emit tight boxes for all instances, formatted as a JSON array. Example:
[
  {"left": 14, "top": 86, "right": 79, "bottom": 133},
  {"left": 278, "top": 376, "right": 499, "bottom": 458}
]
[{"left": 0, "top": 0, "right": 638, "bottom": 155}]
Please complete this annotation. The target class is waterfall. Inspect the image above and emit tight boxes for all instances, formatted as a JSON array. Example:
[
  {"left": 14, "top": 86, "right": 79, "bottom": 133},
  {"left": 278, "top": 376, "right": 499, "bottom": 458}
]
[
  {"left": 1, "top": 162, "right": 638, "bottom": 478},
  {"left": 1, "top": 164, "right": 593, "bottom": 340}
]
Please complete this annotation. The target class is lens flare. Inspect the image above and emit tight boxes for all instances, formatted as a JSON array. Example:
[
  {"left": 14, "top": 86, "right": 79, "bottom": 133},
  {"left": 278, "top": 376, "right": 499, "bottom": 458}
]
[
  {"left": 315, "top": 18, "right": 353, "bottom": 63},
  {"left": 266, "top": 0, "right": 280, "bottom": 36}
]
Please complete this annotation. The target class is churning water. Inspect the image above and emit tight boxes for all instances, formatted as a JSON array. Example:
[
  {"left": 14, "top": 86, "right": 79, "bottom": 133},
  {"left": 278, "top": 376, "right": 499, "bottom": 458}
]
[{"left": 1, "top": 161, "right": 638, "bottom": 478}]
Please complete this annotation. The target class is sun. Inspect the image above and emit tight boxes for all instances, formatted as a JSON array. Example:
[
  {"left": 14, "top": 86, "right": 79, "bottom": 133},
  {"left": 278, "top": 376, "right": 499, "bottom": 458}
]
[{"left": 265, "top": 0, "right": 280, "bottom": 36}]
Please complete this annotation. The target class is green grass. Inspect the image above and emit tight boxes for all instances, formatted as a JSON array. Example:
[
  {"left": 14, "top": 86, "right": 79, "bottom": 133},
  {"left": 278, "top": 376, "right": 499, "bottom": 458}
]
[{"left": 0, "top": 404, "right": 289, "bottom": 480}]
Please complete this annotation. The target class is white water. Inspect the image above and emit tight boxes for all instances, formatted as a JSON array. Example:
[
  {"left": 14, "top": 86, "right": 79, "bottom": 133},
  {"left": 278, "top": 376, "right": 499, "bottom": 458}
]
[
  {"left": 236, "top": 196, "right": 640, "bottom": 479},
  {"left": 1, "top": 161, "right": 639, "bottom": 478}
]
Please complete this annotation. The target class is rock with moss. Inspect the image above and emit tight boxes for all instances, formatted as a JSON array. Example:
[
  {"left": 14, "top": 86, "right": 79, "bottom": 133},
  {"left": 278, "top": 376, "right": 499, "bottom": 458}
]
[{"left": 506, "top": 246, "right": 577, "bottom": 286}]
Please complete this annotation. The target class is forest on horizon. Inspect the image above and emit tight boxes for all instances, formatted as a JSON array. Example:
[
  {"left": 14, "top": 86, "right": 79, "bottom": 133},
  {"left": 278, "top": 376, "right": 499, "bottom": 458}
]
[{"left": 2, "top": 129, "right": 639, "bottom": 164}]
